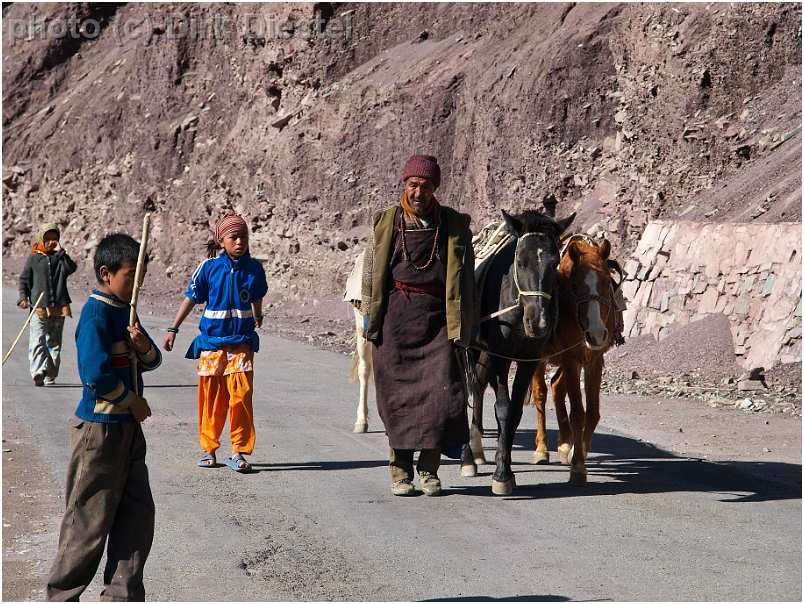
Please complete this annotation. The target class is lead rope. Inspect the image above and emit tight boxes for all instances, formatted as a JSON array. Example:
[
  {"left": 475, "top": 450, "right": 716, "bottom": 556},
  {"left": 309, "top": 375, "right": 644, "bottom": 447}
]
[{"left": 461, "top": 338, "right": 584, "bottom": 364}]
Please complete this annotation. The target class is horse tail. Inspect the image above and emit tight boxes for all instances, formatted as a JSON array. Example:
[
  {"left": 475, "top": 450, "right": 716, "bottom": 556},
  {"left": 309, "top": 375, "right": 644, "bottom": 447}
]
[
  {"left": 522, "top": 363, "right": 551, "bottom": 407},
  {"left": 523, "top": 379, "right": 537, "bottom": 406},
  {"left": 550, "top": 366, "right": 563, "bottom": 386}
]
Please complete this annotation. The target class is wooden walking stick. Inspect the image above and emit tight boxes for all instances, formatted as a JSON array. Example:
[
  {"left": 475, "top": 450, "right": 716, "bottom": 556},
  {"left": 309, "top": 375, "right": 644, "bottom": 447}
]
[
  {"left": 129, "top": 213, "right": 152, "bottom": 395},
  {"left": 2, "top": 292, "right": 45, "bottom": 365}
]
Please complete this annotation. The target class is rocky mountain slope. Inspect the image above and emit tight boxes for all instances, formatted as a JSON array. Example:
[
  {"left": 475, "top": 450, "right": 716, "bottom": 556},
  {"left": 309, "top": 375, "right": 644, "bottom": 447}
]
[{"left": 3, "top": 2, "right": 801, "bottom": 313}]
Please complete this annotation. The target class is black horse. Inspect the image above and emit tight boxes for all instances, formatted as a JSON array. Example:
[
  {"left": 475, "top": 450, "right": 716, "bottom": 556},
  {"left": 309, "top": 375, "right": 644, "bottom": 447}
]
[{"left": 461, "top": 209, "right": 575, "bottom": 495}]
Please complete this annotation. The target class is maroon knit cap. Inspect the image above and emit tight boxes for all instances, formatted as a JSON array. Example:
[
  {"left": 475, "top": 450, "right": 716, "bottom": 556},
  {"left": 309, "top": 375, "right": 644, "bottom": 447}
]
[{"left": 401, "top": 154, "right": 441, "bottom": 189}]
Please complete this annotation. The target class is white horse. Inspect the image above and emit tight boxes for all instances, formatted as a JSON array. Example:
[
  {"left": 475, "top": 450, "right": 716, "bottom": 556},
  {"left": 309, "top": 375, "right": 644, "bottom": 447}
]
[
  {"left": 344, "top": 250, "right": 372, "bottom": 433},
  {"left": 349, "top": 306, "right": 373, "bottom": 432}
]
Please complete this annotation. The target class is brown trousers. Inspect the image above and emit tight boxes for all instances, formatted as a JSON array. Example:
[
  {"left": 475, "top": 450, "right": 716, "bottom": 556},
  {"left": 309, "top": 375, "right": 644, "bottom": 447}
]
[
  {"left": 389, "top": 448, "right": 441, "bottom": 483},
  {"left": 47, "top": 420, "right": 155, "bottom": 602}
]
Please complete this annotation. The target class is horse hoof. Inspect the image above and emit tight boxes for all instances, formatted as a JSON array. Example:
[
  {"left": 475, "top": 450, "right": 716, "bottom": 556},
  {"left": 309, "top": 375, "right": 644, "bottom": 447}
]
[
  {"left": 352, "top": 422, "right": 368, "bottom": 433},
  {"left": 568, "top": 471, "right": 587, "bottom": 486},
  {"left": 491, "top": 479, "right": 514, "bottom": 496},
  {"left": 474, "top": 455, "right": 487, "bottom": 466},
  {"left": 557, "top": 444, "right": 571, "bottom": 465},
  {"left": 461, "top": 464, "right": 477, "bottom": 478},
  {"left": 532, "top": 451, "right": 550, "bottom": 465}
]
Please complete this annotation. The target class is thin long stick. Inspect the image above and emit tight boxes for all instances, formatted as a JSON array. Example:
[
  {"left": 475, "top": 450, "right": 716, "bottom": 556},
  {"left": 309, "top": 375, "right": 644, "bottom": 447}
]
[
  {"left": 3, "top": 292, "right": 45, "bottom": 365},
  {"left": 130, "top": 213, "right": 152, "bottom": 327},
  {"left": 129, "top": 213, "right": 151, "bottom": 396}
]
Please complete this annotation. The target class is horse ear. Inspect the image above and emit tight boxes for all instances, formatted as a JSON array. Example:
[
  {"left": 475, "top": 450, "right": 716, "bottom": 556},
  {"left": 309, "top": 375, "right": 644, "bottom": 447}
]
[
  {"left": 501, "top": 210, "right": 522, "bottom": 237},
  {"left": 599, "top": 239, "right": 611, "bottom": 260},
  {"left": 568, "top": 241, "right": 581, "bottom": 264},
  {"left": 554, "top": 212, "right": 576, "bottom": 236}
]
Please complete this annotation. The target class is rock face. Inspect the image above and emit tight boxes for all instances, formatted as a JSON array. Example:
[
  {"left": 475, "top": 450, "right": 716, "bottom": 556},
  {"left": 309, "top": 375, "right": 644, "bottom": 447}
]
[
  {"left": 621, "top": 220, "right": 801, "bottom": 369},
  {"left": 2, "top": 3, "right": 801, "bottom": 315}
]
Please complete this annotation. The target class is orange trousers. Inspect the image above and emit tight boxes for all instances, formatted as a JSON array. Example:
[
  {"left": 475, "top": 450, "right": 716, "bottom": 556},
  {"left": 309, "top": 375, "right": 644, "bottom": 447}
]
[{"left": 197, "top": 371, "right": 255, "bottom": 455}]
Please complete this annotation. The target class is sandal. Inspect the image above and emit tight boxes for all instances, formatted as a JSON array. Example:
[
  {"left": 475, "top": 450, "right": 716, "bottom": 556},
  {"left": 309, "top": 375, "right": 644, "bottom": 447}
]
[
  {"left": 197, "top": 452, "right": 216, "bottom": 468},
  {"left": 225, "top": 453, "right": 252, "bottom": 473}
]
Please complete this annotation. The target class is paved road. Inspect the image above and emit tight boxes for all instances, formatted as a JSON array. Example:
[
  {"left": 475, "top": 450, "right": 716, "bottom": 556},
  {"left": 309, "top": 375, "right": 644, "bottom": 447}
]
[{"left": 2, "top": 289, "right": 801, "bottom": 601}]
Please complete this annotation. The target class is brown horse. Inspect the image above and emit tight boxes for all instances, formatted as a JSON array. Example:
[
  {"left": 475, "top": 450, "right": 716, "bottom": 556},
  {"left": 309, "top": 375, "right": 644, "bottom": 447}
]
[{"left": 530, "top": 235, "right": 617, "bottom": 485}]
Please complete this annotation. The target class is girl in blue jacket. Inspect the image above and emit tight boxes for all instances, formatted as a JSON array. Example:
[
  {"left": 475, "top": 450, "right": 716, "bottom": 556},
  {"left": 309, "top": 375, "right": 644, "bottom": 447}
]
[{"left": 163, "top": 215, "right": 268, "bottom": 473}]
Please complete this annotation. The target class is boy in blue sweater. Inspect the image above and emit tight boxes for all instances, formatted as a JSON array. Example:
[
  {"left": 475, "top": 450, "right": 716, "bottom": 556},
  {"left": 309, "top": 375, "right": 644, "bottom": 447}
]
[{"left": 47, "top": 233, "right": 161, "bottom": 602}]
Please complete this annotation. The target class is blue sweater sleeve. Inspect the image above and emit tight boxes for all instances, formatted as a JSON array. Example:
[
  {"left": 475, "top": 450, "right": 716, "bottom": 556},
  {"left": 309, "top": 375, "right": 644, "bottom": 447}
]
[
  {"left": 76, "top": 306, "right": 137, "bottom": 407},
  {"left": 135, "top": 326, "right": 162, "bottom": 372}
]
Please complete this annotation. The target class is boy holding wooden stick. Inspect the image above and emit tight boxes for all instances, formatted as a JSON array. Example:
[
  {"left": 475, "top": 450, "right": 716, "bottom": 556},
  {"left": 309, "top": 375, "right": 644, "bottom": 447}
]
[
  {"left": 46, "top": 232, "right": 161, "bottom": 601},
  {"left": 17, "top": 222, "right": 77, "bottom": 386}
]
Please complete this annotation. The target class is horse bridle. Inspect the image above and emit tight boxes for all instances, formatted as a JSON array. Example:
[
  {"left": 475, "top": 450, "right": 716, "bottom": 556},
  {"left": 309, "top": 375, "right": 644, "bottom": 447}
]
[
  {"left": 513, "top": 232, "right": 555, "bottom": 302},
  {"left": 479, "top": 231, "right": 558, "bottom": 323},
  {"left": 564, "top": 235, "right": 615, "bottom": 328},
  {"left": 573, "top": 284, "right": 613, "bottom": 326}
]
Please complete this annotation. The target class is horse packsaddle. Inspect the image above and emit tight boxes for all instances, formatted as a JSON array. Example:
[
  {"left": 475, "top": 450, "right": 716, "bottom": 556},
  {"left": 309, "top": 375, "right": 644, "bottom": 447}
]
[{"left": 472, "top": 221, "right": 516, "bottom": 303}]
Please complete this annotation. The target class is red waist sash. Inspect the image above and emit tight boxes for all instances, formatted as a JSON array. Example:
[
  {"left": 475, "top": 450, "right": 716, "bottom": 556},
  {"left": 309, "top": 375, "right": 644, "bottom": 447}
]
[{"left": 393, "top": 280, "right": 445, "bottom": 299}]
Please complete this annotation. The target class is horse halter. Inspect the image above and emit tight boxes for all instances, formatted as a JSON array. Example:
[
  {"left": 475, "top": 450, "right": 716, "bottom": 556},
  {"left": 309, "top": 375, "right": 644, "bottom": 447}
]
[
  {"left": 477, "top": 230, "right": 558, "bottom": 324},
  {"left": 513, "top": 232, "right": 554, "bottom": 303},
  {"left": 563, "top": 235, "right": 614, "bottom": 326},
  {"left": 573, "top": 284, "right": 612, "bottom": 321}
]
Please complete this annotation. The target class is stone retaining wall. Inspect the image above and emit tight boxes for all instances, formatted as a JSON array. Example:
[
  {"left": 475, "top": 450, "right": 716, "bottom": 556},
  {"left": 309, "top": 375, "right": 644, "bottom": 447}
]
[{"left": 621, "top": 221, "right": 801, "bottom": 369}]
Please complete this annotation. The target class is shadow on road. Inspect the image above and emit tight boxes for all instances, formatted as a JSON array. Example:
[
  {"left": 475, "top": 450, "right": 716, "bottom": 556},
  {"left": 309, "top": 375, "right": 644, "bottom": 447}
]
[
  {"left": 4, "top": 382, "right": 195, "bottom": 389},
  {"left": 40, "top": 383, "right": 83, "bottom": 388},
  {"left": 424, "top": 596, "right": 570, "bottom": 602},
  {"left": 437, "top": 428, "right": 800, "bottom": 503},
  {"left": 146, "top": 384, "right": 197, "bottom": 388},
  {"left": 245, "top": 428, "right": 799, "bottom": 503},
  {"left": 249, "top": 459, "right": 390, "bottom": 472},
  {"left": 243, "top": 428, "right": 799, "bottom": 502}
]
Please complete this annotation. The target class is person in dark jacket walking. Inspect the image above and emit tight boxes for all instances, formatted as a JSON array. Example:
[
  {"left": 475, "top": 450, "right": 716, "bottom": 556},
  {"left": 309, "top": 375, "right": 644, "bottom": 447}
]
[
  {"left": 362, "top": 155, "right": 477, "bottom": 496},
  {"left": 18, "top": 223, "right": 77, "bottom": 386}
]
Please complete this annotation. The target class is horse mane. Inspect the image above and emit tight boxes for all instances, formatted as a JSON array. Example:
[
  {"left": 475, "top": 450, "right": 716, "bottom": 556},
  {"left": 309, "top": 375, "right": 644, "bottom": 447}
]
[
  {"left": 510, "top": 210, "right": 562, "bottom": 237},
  {"left": 563, "top": 238, "right": 610, "bottom": 275}
]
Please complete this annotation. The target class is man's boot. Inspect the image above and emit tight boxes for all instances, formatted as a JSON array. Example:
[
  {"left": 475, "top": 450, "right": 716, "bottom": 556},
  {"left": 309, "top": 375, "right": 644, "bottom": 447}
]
[
  {"left": 418, "top": 471, "right": 442, "bottom": 496},
  {"left": 417, "top": 448, "right": 442, "bottom": 496},
  {"left": 389, "top": 449, "right": 415, "bottom": 496},
  {"left": 391, "top": 479, "right": 415, "bottom": 496}
]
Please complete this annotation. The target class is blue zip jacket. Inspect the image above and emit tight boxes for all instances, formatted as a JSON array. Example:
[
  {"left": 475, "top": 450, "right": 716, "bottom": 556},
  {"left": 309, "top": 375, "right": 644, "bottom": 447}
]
[
  {"left": 75, "top": 289, "right": 162, "bottom": 423},
  {"left": 184, "top": 252, "right": 268, "bottom": 359}
]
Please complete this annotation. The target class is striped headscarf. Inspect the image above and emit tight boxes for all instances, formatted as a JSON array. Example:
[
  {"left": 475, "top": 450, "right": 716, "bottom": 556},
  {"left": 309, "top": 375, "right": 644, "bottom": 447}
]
[{"left": 214, "top": 214, "right": 248, "bottom": 242}]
